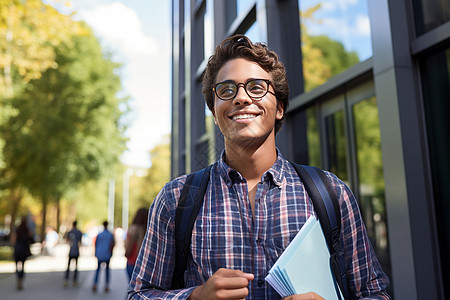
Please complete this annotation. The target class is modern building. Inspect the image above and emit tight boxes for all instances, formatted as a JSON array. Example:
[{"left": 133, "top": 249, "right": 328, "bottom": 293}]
[{"left": 171, "top": 0, "right": 450, "bottom": 299}]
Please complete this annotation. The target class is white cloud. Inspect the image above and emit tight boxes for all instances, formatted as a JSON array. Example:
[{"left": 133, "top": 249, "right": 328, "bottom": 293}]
[
  {"left": 76, "top": 2, "right": 171, "bottom": 168},
  {"left": 322, "top": 0, "right": 358, "bottom": 11},
  {"left": 355, "top": 14, "right": 371, "bottom": 36},
  {"left": 78, "top": 3, "right": 158, "bottom": 57}
]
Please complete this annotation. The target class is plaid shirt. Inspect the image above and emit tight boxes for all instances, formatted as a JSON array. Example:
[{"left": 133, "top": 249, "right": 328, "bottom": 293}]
[{"left": 128, "top": 151, "right": 390, "bottom": 299}]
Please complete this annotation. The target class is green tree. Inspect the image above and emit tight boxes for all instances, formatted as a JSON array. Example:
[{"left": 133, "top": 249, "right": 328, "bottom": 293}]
[
  {"left": 353, "top": 97, "right": 385, "bottom": 212},
  {"left": 68, "top": 137, "right": 170, "bottom": 230},
  {"left": 0, "top": 0, "right": 79, "bottom": 97},
  {"left": 68, "top": 179, "right": 110, "bottom": 228},
  {"left": 0, "top": 0, "right": 82, "bottom": 234},
  {"left": 301, "top": 4, "right": 360, "bottom": 91},
  {"left": 0, "top": 23, "right": 128, "bottom": 240},
  {"left": 138, "top": 136, "right": 171, "bottom": 208},
  {"left": 309, "top": 35, "right": 359, "bottom": 78}
]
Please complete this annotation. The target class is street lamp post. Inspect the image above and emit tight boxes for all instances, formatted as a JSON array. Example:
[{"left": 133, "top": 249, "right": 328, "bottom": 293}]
[
  {"left": 122, "top": 169, "right": 132, "bottom": 231},
  {"left": 108, "top": 177, "right": 115, "bottom": 230}
]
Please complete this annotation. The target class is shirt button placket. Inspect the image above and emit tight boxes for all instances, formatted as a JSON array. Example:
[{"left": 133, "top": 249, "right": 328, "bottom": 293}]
[{"left": 257, "top": 279, "right": 265, "bottom": 287}]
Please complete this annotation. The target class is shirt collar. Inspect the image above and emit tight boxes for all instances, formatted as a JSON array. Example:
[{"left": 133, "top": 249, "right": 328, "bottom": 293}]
[{"left": 217, "top": 148, "right": 287, "bottom": 188}]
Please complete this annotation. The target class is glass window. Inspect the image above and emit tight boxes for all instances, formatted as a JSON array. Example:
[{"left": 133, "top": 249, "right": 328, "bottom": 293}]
[
  {"left": 204, "top": 0, "right": 214, "bottom": 58},
  {"left": 325, "top": 110, "right": 348, "bottom": 183},
  {"left": 299, "top": 0, "right": 372, "bottom": 91},
  {"left": 352, "top": 96, "right": 392, "bottom": 286},
  {"left": 320, "top": 87, "right": 392, "bottom": 293},
  {"left": 184, "top": 0, "right": 190, "bottom": 32},
  {"left": 413, "top": 0, "right": 450, "bottom": 35},
  {"left": 420, "top": 45, "right": 450, "bottom": 299},
  {"left": 237, "top": 0, "right": 255, "bottom": 14},
  {"left": 306, "top": 105, "right": 321, "bottom": 166},
  {"left": 224, "top": 0, "right": 254, "bottom": 29},
  {"left": 245, "top": 21, "right": 263, "bottom": 44}
]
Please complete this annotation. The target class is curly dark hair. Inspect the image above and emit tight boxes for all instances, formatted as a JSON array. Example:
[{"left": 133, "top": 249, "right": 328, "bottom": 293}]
[{"left": 202, "top": 34, "right": 289, "bottom": 133}]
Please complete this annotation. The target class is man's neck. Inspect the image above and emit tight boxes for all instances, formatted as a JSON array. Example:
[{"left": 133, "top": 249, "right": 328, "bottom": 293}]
[{"left": 224, "top": 136, "right": 277, "bottom": 182}]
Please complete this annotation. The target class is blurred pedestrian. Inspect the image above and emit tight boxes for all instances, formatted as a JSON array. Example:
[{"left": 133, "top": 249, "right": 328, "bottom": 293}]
[
  {"left": 11, "top": 216, "right": 34, "bottom": 290},
  {"left": 26, "top": 213, "right": 36, "bottom": 242},
  {"left": 92, "top": 220, "right": 115, "bottom": 293},
  {"left": 42, "top": 226, "right": 58, "bottom": 255},
  {"left": 64, "top": 220, "right": 83, "bottom": 287},
  {"left": 124, "top": 208, "right": 148, "bottom": 281}
]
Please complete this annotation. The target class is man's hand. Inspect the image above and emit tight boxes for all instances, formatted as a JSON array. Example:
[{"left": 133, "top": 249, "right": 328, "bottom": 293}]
[
  {"left": 283, "top": 292, "right": 325, "bottom": 300},
  {"left": 188, "top": 268, "right": 254, "bottom": 300}
]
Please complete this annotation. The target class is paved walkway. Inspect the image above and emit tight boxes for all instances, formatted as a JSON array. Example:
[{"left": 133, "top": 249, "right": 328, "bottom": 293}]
[{"left": 0, "top": 243, "right": 129, "bottom": 300}]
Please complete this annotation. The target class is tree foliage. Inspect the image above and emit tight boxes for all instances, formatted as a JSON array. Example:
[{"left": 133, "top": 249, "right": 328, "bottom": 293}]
[
  {"left": 140, "top": 136, "right": 171, "bottom": 206},
  {"left": 68, "top": 179, "right": 109, "bottom": 228},
  {"left": 0, "top": 0, "right": 79, "bottom": 97},
  {"left": 301, "top": 4, "right": 359, "bottom": 91},
  {"left": 353, "top": 97, "right": 385, "bottom": 211},
  {"left": 2, "top": 23, "right": 126, "bottom": 195},
  {"left": 0, "top": 21, "right": 128, "bottom": 238},
  {"left": 73, "top": 137, "right": 171, "bottom": 229}
]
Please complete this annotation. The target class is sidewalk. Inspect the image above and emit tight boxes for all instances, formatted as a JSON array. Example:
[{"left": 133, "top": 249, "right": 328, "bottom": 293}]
[{"left": 0, "top": 243, "right": 129, "bottom": 300}]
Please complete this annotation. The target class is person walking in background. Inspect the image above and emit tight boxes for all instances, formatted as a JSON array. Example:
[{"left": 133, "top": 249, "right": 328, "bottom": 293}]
[
  {"left": 11, "top": 216, "right": 33, "bottom": 290},
  {"left": 92, "top": 220, "right": 115, "bottom": 293},
  {"left": 42, "top": 226, "right": 58, "bottom": 256},
  {"left": 64, "top": 220, "right": 83, "bottom": 287},
  {"left": 26, "top": 213, "right": 36, "bottom": 242},
  {"left": 124, "top": 208, "right": 148, "bottom": 281}
]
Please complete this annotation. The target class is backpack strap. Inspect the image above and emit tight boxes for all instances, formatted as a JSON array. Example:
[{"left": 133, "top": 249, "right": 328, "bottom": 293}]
[
  {"left": 290, "top": 162, "right": 349, "bottom": 300},
  {"left": 172, "top": 165, "right": 212, "bottom": 289}
]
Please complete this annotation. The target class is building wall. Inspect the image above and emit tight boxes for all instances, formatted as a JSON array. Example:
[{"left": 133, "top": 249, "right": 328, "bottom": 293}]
[{"left": 171, "top": 0, "right": 450, "bottom": 299}]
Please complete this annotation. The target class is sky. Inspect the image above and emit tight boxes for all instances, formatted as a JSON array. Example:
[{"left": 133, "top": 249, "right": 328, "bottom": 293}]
[
  {"left": 300, "top": 0, "right": 373, "bottom": 60},
  {"left": 52, "top": 0, "right": 172, "bottom": 168}
]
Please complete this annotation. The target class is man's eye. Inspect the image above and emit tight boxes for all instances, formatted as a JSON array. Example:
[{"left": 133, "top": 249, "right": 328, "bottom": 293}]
[
  {"left": 248, "top": 83, "right": 265, "bottom": 94},
  {"left": 217, "top": 85, "right": 236, "bottom": 97}
]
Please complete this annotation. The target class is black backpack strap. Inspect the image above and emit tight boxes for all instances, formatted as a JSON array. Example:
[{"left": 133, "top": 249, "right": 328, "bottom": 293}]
[
  {"left": 172, "top": 165, "right": 212, "bottom": 289},
  {"left": 290, "top": 162, "right": 349, "bottom": 300}
]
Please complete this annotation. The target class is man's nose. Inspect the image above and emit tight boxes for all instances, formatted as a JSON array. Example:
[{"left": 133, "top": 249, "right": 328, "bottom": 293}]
[{"left": 232, "top": 84, "right": 251, "bottom": 105}]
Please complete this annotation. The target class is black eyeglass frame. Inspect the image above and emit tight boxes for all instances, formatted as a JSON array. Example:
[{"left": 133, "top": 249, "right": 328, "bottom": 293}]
[{"left": 211, "top": 79, "right": 276, "bottom": 101}]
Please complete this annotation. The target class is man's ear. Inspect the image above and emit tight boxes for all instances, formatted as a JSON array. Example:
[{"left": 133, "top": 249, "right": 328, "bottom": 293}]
[{"left": 276, "top": 102, "right": 284, "bottom": 120}]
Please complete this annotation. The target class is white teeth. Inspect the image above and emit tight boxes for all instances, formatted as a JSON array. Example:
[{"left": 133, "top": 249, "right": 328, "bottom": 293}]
[{"left": 232, "top": 114, "right": 257, "bottom": 120}]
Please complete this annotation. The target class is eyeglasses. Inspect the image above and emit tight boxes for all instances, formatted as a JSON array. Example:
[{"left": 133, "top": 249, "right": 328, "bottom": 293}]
[{"left": 212, "top": 79, "right": 276, "bottom": 101}]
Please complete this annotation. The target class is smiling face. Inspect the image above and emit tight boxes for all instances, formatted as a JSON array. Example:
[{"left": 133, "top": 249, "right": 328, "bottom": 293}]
[{"left": 212, "top": 58, "right": 284, "bottom": 148}]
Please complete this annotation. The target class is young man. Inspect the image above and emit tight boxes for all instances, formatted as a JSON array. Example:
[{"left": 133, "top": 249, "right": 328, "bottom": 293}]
[
  {"left": 128, "top": 35, "right": 390, "bottom": 299},
  {"left": 64, "top": 220, "right": 83, "bottom": 287},
  {"left": 92, "top": 221, "right": 115, "bottom": 293}
]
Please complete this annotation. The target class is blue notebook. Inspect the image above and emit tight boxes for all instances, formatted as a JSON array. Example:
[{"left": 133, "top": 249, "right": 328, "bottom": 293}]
[{"left": 265, "top": 215, "right": 344, "bottom": 299}]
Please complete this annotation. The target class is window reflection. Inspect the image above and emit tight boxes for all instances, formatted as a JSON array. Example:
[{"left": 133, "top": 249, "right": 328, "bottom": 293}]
[
  {"left": 325, "top": 110, "right": 348, "bottom": 183},
  {"left": 413, "top": 0, "right": 450, "bottom": 35},
  {"left": 306, "top": 106, "right": 321, "bottom": 167},
  {"left": 299, "top": 0, "right": 372, "bottom": 91},
  {"left": 237, "top": 0, "right": 255, "bottom": 14},
  {"left": 245, "top": 21, "right": 263, "bottom": 44},
  {"left": 353, "top": 96, "right": 392, "bottom": 292},
  {"left": 204, "top": 0, "right": 213, "bottom": 58},
  {"left": 420, "top": 45, "right": 450, "bottom": 298}
]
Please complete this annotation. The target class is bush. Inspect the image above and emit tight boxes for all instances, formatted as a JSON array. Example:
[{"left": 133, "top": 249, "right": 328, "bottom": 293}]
[{"left": 0, "top": 246, "right": 13, "bottom": 262}]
